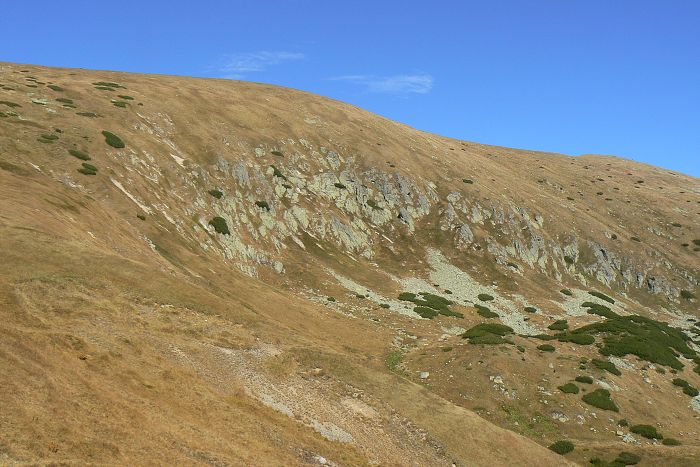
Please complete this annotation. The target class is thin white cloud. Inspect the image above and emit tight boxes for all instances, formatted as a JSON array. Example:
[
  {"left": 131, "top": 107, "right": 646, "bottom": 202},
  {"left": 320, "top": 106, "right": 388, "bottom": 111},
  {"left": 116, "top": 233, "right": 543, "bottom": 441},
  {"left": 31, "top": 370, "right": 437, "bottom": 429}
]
[
  {"left": 331, "top": 74, "right": 434, "bottom": 94},
  {"left": 220, "top": 51, "right": 304, "bottom": 78}
]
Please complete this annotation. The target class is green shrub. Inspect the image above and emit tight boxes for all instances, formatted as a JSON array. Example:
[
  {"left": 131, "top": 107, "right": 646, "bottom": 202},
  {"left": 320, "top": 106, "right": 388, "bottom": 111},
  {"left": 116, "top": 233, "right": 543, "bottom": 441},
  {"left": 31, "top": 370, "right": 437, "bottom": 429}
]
[
  {"left": 208, "top": 189, "right": 223, "bottom": 199},
  {"left": 548, "top": 320, "right": 568, "bottom": 331},
  {"left": 693, "top": 239, "right": 700, "bottom": 247},
  {"left": 683, "top": 385, "right": 699, "bottom": 397},
  {"left": 379, "top": 303, "right": 390, "bottom": 309},
  {"left": 581, "top": 302, "right": 618, "bottom": 319},
  {"left": 81, "top": 162, "right": 98, "bottom": 172},
  {"left": 414, "top": 306, "right": 438, "bottom": 319},
  {"left": 561, "top": 289, "right": 573, "bottom": 296},
  {"left": 102, "top": 131, "right": 125, "bottom": 148},
  {"left": 398, "top": 292, "right": 417, "bottom": 301},
  {"left": 575, "top": 375, "right": 594, "bottom": 384},
  {"left": 77, "top": 166, "right": 97, "bottom": 175},
  {"left": 136, "top": 214, "right": 146, "bottom": 220},
  {"left": 558, "top": 383, "right": 579, "bottom": 394},
  {"left": 617, "top": 419, "right": 628, "bottom": 427},
  {"left": 270, "top": 150, "right": 283, "bottom": 157},
  {"left": 462, "top": 178, "right": 473, "bottom": 184},
  {"left": 671, "top": 222, "right": 682, "bottom": 227},
  {"left": 94, "top": 86, "right": 115, "bottom": 91},
  {"left": 557, "top": 333, "right": 595, "bottom": 345},
  {"left": 673, "top": 378, "right": 689, "bottom": 387},
  {"left": 582, "top": 389, "right": 619, "bottom": 412},
  {"left": 37, "top": 134, "right": 58, "bottom": 143},
  {"left": 537, "top": 344, "right": 555, "bottom": 352},
  {"left": 463, "top": 323, "right": 513, "bottom": 345},
  {"left": 255, "top": 200, "right": 270, "bottom": 211},
  {"left": 564, "top": 255, "right": 574, "bottom": 264},
  {"left": 524, "top": 306, "right": 537, "bottom": 313},
  {"left": 327, "top": 296, "right": 336, "bottom": 302},
  {"left": 661, "top": 438, "right": 681, "bottom": 446},
  {"left": 112, "top": 100, "right": 128, "bottom": 108},
  {"left": 47, "top": 84, "right": 63, "bottom": 91},
  {"left": 629, "top": 424, "right": 663, "bottom": 440},
  {"left": 0, "top": 161, "right": 29, "bottom": 175},
  {"left": 477, "top": 293, "right": 494, "bottom": 301},
  {"left": 591, "top": 359, "right": 621, "bottom": 376},
  {"left": 270, "top": 165, "right": 287, "bottom": 180},
  {"left": 334, "top": 182, "right": 346, "bottom": 189},
  {"left": 117, "top": 95, "right": 134, "bottom": 100},
  {"left": 56, "top": 98, "right": 73, "bottom": 104},
  {"left": 475, "top": 304, "right": 498, "bottom": 318},
  {"left": 680, "top": 290, "right": 696, "bottom": 300},
  {"left": 614, "top": 452, "right": 641, "bottom": 465},
  {"left": 93, "top": 81, "right": 124, "bottom": 88},
  {"left": 533, "top": 334, "right": 556, "bottom": 341},
  {"left": 208, "top": 216, "right": 230, "bottom": 235},
  {"left": 589, "top": 291, "right": 615, "bottom": 304},
  {"left": 0, "top": 100, "right": 21, "bottom": 108},
  {"left": 68, "top": 149, "right": 91, "bottom": 161},
  {"left": 631, "top": 236, "right": 641, "bottom": 242},
  {"left": 367, "top": 199, "right": 382, "bottom": 210},
  {"left": 548, "top": 440, "right": 574, "bottom": 455}
]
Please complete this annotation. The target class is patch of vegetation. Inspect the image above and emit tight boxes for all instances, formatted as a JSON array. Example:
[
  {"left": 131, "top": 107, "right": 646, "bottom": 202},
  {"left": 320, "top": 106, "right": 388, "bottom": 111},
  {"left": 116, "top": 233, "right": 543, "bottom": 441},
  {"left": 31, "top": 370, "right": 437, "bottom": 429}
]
[
  {"left": 537, "top": 344, "right": 555, "bottom": 352},
  {"left": 379, "top": 303, "right": 390, "bottom": 309},
  {"left": 270, "top": 150, "right": 284, "bottom": 157},
  {"left": 475, "top": 304, "right": 498, "bottom": 318},
  {"left": 398, "top": 292, "right": 460, "bottom": 318},
  {"left": 524, "top": 306, "right": 537, "bottom": 313},
  {"left": 327, "top": 296, "right": 336, "bottom": 302},
  {"left": 68, "top": 149, "right": 91, "bottom": 161},
  {"left": 693, "top": 239, "right": 700, "bottom": 247},
  {"left": 617, "top": 419, "right": 628, "bottom": 427},
  {"left": 414, "top": 306, "right": 439, "bottom": 319},
  {"left": 557, "top": 333, "right": 595, "bottom": 345},
  {"left": 560, "top": 289, "right": 573, "bottom": 296},
  {"left": 334, "top": 182, "right": 346, "bottom": 189},
  {"left": 56, "top": 98, "right": 73, "bottom": 104},
  {"left": 37, "top": 133, "right": 59, "bottom": 144},
  {"left": 614, "top": 452, "right": 641, "bottom": 465},
  {"left": 462, "top": 178, "right": 473, "bottom": 184},
  {"left": 208, "top": 216, "right": 230, "bottom": 235},
  {"left": 581, "top": 302, "right": 618, "bottom": 319},
  {"left": 462, "top": 323, "right": 514, "bottom": 345},
  {"left": 548, "top": 320, "right": 568, "bottom": 331},
  {"left": 270, "top": 165, "right": 287, "bottom": 180},
  {"left": 112, "top": 100, "right": 128, "bottom": 108},
  {"left": 680, "top": 290, "right": 696, "bottom": 300},
  {"left": 589, "top": 291, "right": 615, "bottom": 304},
  {"left": 0, "top": 160, "right": 30, "bottom": 176},
  {"left": 208, "top": 189, "right": 223, "bottom": 199},
  {"left": 564, "top": 255, "right": 574, "bottom": 264},
  {"left": 0, "top": 100, "right": 21, "bottom": 108},
  {"left": 255, "top": 200, "right": 270, "bottom": 211},
  {"left": 76, "top": 112, "right": 99, "bottom": 117},
  {"left": 629, "top": 424, "right": 663, "bottom": 440},
  {"left": 117, "top": 95, "right": 134, "bottom": 100},
  {"left": 94, "top": 86, "right": 115, "bottom": 91},
  {"left": 662, "top": 438, "right": 681, "bottom": 446},
  {"left": 672, "top": 378, "right": 699, "bottom": 397},
  {"left": 582, "top": 388, "right": 619, "bottom": 412},
  {"left": 77, "top": 165, "right": 97, "bottom": 175},
  {"left": 591, "top": 358, "right": 622, "bottom": 376},
  {"left": 136, "top": 214, "right": 146, "bottom": 220},
  {"left": 558, "top": 383, "right": 579, "bottom": 394},
  {"left": 477, "top": 293, "right": 494, "bottom": 302},
  {"left": 366, "top": 199, "right": 382, "bottom": 210},
  {"left": 575, "top": 375, "right": 593, "bottom": 384},
  {"left": 102, "top": 131, "right": 125, "bottom": 148},
  {"left": 548, "top": 440, "right": 574, "bottom": 455},
  {"left": 573, "top": 314, "right": 696, "bottom": 370},
  {"left": 47, "top": 84, "right": 63, "bottom": 91},
  {"left": 631, "top": 236, "right": 641, "bottom": 242},
  {"left": 82, "top": 162, "right": 98, "bottom": 172},
  {"left": 93, "top": 81, "right": 125, "bottom": 88}
]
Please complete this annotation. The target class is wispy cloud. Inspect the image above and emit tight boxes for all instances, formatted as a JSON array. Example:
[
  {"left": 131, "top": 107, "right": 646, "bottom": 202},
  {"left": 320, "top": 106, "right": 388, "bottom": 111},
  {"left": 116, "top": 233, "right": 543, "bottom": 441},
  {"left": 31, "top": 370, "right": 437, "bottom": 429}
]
[
  {"left": 331, "top": 74, "right": 434, "bottom": 94},
  {"left": 220, "top": 51, "right": 305, "bottom": 78}
]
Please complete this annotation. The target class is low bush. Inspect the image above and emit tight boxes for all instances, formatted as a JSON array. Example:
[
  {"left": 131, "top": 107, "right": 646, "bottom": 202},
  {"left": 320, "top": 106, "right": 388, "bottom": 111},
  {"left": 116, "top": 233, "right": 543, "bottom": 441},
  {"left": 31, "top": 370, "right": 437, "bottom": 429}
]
[
  {"left": 561, "top": 289, "right": 573, "bottom": 296},
  {"left": 575, "top": 375, "right": 594, "bottom": 384},
  {"left": 557, "top": 333, "right": 595, "bottom": 345},
  {"left": 614, "top": 452, "right": 641, "bottom": 465},
  {"left": 367, "top": 199, "right": 382, "bottom": 210},
  {"left": 661, "top": 438, "right": 681, "bottom": 446},
  {"left": 591, "top": 359, "right": 622, "bottom": 376},
  {"left": 0, "top": 100, "right": 21, "bottom": 108},
  {"left": 112, "top": 100, "right": 128, "bottom": 108},
  {"left": 463, "top": 323, "right": 513, "bottom": 345},
  {"left": 270, "top": 165, "right": 287, "bottom": 180},
  {"left": 629, "top": 424, "right": 663, "bottom": 440},
  {"left": 56, "top": 98, "right": 73, "bottom": 104},
  {"left": 270, "top": 150, "right": 283, "bottom": 157},
  {"left": 631, "top": 236, "right": 641, "bottom": 242},
  {"left": 81, "top": 162, "right": 98, "bottom": 172},
  {"left": 68, "top": 149, "right": 91, "bottom": 161},
  {"left": 581, "top": 302, "right": 618, "bottom": 319},
  {"left": 208, "top": 189, "right": 223, "bottom": 199},
  {"left": 462, "top": 178, "right": 473, "bottom": 184},
  {"left": 477, "top": 293, "right": 494, "bottom": 302},
  {"left": 582, "top": 389, "right": 619, "bottom": 412},
  {"left": 379, "top": 303, "right": 390, "bottom": 309},
  {"left": 617, "top": 419, "right": 628, "bottom": 427},
  {"left": 589, "top": 291, "right": 615, "bottom": 304},
  {"left": 533, "top": 334, "right": 556, "bottom": 341},
  {"left": 558, "top": 383, "right": 579, "bottom": 394},
  {"left": 564, "top": 255, "right": 574, "bottom": 264},
  {"left": 102, "top": 131, "right": 125, "bottom": 148},
  {"left": 136, "top": 214, "right": 146, "bottom": 220},
  {"left": 548, "top": 440, "right": 574, "bottom": 455},
  {"left": 334, "top": 182, "right": 346, "bottom": 189},
  {"left": 327, "top": 296, "right": 336, "bottom": 302},
  {"left": 475, "top": 304, "right": 498, "bottom": 318},
  {"left": 548, "top": 320, "right": 568, "bottom": 331},
  {"left": 524, "top": 306, "right": 537, "bottom": 313},
  {"left": 117, "top": 95, "right": 134, "bottom": 100},
  {"left": 414, "top": 306, "right": 439, "bottom": 319},
  {"left": 47, "top": 84, "right": 64, "bottom": 91},
  {"left": 37, "top": 134, "right": 59, "bottom": 143},
  {"left": 93, "top": 81, "right": 125, "bottom": 88},
  {"left": 680, "top": 290, "right": 696, "bottom": 300},
  {"left": 537, "top": 344, "right": 555, "bottom": 352},
  {"left": 208, "top": 216, "right": 230, "bottom": 235},
  {"left": 255, "top": 200, "right": 270, "bottom": 211}
]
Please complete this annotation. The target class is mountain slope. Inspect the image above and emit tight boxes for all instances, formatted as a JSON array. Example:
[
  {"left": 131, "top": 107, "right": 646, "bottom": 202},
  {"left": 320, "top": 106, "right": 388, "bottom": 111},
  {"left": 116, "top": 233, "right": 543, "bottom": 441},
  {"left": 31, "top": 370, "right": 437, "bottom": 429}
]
[{"left": 0, "top": 62, "right": 698, "bottom": 466}]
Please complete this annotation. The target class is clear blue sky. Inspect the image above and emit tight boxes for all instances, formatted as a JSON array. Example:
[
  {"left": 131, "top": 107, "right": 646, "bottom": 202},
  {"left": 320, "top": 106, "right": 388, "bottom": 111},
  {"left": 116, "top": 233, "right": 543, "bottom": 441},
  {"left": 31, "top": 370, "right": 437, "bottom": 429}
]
[{"left": 3, "top": 1, "right": 699, "bottom": 176}]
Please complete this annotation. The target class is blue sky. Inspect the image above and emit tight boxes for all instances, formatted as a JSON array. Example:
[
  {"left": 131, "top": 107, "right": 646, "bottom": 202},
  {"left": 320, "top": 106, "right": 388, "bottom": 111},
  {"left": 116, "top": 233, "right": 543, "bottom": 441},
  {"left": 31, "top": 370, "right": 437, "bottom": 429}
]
[{"left": 3, "top": 1, "right": 699, "bottom": 176}]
